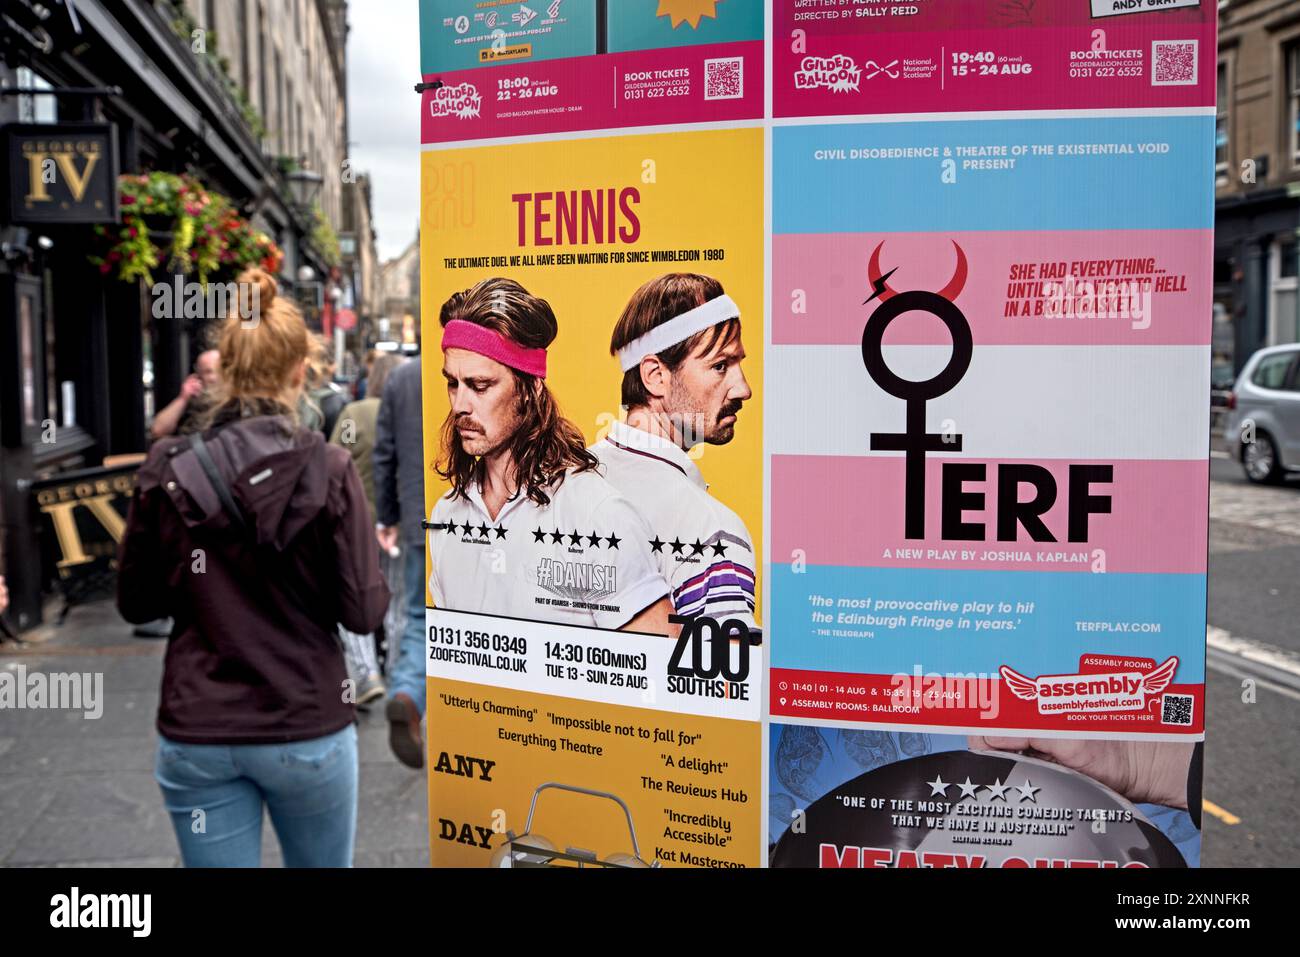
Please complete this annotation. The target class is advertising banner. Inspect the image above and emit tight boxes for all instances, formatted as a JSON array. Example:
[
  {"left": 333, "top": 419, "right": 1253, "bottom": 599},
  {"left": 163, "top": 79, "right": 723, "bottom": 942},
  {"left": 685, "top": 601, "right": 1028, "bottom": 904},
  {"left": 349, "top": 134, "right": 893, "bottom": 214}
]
[
  {"left": 418, "top": 0, "right": 1212, "bottom": 869},
  {"left": 776, "top": 0, "right": 1215, "bottom": 117},
  {"left": 768, "top": 727, "right": 1202, "bottom": 868},
  {"left": 768, "top": 114, "right": 1212, "bottom": 736},
  {"left": 420, "top": 127, "right": 765, "bottom": 866},
  {"left": 419, "top": 0, "right": 763, "bottom": 143}
]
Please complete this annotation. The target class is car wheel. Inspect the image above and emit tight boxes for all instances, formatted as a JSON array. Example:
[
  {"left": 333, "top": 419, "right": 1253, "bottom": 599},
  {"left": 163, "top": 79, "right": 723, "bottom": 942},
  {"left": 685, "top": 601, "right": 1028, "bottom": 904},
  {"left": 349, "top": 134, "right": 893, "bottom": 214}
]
[{"left": 1242, "top": 432, "right": 1283, "bottom": 484}]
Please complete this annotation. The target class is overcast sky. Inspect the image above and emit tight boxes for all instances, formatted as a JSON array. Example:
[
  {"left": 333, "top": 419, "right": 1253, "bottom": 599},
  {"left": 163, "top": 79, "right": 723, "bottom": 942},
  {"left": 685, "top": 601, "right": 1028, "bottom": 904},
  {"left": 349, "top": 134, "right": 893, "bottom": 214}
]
[{"left": 346, "top": 2, "right": 422, "bottom": 262}]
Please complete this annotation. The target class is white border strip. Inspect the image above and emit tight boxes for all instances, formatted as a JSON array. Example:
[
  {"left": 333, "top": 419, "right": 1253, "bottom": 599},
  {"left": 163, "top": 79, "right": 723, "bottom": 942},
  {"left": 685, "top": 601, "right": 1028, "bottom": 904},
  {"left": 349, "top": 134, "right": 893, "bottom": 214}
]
[
  {"left": 421, "top": 118, "right": 767, "bottom": 152},
  {"left": 769, "top": 712, "right": 1204, "bottom": 743},
  {"left": 772, "top": 106, "right": 1217, "bottom": 127}
]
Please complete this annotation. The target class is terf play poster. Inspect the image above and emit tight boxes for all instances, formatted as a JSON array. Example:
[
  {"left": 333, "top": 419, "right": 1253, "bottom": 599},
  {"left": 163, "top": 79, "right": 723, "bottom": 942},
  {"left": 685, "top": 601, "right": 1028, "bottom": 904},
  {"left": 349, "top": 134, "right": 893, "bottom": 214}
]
[
  {"left": 420, "top": 127, "right": 764, "bottom": 867},
  {"left": 765, "top": 0, "right": 1213, "bottom": 868}
]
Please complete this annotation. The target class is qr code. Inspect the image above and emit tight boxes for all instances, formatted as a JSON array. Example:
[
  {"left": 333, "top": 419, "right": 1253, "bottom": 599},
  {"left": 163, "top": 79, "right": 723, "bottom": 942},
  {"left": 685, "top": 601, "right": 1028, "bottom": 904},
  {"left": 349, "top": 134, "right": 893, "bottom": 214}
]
[
  {"left": 705, "top": 57, "right": 744, "bottom": 100},
  {"left": 1152, "top": 40, "right": 1197, "bottom": 86},
  {"left": 1161, "top": 693, "right": 1195, "bottom": 726}
]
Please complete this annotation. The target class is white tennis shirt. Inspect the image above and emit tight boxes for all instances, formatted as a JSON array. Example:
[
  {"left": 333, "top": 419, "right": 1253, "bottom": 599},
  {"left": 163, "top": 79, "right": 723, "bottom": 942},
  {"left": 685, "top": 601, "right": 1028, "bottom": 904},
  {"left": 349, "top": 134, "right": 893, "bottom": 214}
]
[
  {"left": 427, "top": 467, "right": 670, "bottom": 630},
  {"left": 591, "top": 421, "right": 757, "bottom": 634}
]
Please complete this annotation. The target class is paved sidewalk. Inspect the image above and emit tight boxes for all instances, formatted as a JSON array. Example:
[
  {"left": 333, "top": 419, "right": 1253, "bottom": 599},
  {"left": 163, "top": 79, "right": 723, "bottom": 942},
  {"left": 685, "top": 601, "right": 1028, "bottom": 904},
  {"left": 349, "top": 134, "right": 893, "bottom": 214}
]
[{"left": 0, "top": 600, "right": 428, "bottom": 867}]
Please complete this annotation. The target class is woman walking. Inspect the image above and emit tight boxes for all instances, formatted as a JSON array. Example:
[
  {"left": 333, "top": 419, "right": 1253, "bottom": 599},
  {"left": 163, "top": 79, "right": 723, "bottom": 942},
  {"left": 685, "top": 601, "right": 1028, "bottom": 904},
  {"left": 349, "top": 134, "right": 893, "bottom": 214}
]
[{"left": 117, "top": 267, "right": 388, "bottom": 867}]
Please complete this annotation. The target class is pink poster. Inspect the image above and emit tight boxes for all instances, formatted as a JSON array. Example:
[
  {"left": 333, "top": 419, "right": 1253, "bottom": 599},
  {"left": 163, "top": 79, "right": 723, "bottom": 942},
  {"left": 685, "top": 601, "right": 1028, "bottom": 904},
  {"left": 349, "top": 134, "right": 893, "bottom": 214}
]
[{"left": 776, "top": 0, "right": 1215, "bottom": 117}]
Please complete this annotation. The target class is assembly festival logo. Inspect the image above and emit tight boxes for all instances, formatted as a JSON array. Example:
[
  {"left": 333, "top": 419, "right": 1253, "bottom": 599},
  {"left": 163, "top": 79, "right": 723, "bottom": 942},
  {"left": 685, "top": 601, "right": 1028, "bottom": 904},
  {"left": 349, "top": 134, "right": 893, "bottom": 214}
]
[
  {"left": 999, "top": 656, "right": 1179, "bottom": 716},
  {"left": 794, "top": 54, "right": 861, "bottom": 92},
  {"left": 429, "top": 81, "right": 482, "bottom": 119}
]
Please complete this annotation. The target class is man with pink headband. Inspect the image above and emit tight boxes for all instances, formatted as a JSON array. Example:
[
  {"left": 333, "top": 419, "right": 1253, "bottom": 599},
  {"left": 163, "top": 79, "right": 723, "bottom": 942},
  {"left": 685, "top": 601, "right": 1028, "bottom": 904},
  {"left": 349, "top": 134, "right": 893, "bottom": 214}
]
[
  {"left": 592, "top": 273, "right": 758, "bottom": 636},
  {"left": 428, "top": 278, "right": 674, "bottom": 634}
]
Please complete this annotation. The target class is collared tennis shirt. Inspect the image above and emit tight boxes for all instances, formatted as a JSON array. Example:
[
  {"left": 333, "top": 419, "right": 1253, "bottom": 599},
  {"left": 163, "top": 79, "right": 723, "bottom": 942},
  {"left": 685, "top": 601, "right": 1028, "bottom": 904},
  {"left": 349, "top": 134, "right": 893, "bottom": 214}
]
[
  {"left": 427, "top": 468, "right": 670, "bottom": 630},
  {"left": 591, "top": 420, "right": 758, "bottom": 633}
]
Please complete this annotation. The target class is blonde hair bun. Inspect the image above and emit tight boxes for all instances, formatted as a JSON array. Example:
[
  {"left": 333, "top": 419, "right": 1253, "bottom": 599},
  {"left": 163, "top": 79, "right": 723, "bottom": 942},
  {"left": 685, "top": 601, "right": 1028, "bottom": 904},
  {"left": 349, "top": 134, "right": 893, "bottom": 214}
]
[{"left": 238, "top": 266, "right": 278, "bottom": 307}]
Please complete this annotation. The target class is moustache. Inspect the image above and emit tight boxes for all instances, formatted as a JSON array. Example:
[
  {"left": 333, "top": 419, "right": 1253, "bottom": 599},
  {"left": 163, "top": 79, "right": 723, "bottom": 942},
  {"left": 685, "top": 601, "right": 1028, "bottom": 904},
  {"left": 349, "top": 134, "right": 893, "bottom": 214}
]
[{"left": 454, "top": 416, "right": 486, "bottom": 433}]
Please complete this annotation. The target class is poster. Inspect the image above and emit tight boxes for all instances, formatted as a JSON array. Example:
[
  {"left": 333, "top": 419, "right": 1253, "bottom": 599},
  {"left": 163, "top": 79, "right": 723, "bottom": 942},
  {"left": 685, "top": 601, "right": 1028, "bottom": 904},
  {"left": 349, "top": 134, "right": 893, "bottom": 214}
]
[
  {"left": 768, "top": 727, "right": 1202, "bottom": 868},
  {"left": 419, "top": 0, "right": 763, "bottom": 143},
  {"left": 767, "top": 114, "right": 1212, "bottom": 737},
  {"left": 776, "top": 0, "right": 1215, "bottom": 117},
  {"left": 416, "top": 0, "right": 1213, "bottom": 870},
  {"left": 420, "top": 127, "right": 765, "bottom": 866}
]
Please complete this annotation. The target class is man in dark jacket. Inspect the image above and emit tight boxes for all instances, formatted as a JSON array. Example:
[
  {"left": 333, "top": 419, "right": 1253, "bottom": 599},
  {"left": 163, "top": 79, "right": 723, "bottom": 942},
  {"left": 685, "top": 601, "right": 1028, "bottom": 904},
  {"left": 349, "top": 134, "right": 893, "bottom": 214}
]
[{"left": 372, "top": 355, "right": 428, "bottom": 767}]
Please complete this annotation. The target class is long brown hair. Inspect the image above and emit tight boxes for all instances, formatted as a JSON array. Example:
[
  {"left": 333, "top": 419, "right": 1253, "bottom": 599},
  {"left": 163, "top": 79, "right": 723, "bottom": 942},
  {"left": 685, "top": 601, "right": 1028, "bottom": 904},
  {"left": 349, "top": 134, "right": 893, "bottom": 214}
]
[{"left": 435, "top": 278, "right": 597, "bottom": 506}]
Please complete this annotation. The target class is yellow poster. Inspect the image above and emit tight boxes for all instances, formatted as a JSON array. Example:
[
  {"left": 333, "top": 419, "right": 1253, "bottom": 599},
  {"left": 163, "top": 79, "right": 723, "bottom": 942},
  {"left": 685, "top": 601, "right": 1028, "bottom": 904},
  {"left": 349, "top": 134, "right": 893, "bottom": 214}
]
[{"left": 420, "top": 127, "right": 764, "bottom": 867}]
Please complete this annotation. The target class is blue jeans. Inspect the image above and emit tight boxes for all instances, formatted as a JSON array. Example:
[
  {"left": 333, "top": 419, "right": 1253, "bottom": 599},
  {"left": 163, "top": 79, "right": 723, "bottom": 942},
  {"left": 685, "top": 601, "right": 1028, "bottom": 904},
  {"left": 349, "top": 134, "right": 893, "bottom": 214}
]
[
  {"left": 155, "top": 725, "right": 357, "bottom": 867},
  {"left": 386, "top": 544, "right": 428, "bottom": 715}
]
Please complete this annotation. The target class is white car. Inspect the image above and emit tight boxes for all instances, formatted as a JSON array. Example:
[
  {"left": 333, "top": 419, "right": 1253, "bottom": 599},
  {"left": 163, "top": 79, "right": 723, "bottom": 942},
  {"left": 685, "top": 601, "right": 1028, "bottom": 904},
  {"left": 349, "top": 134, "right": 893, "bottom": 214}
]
[{"left": 1224, "top": 344, "right": 1300, "bottom": 483}]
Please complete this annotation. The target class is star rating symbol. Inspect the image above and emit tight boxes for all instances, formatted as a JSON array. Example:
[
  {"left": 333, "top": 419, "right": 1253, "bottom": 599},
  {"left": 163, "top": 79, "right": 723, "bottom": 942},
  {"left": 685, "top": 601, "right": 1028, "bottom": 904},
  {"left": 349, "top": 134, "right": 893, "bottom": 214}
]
[
  {"left": 605, "top": 532, "right": 621, "bottom": 549},
  {"left": 586, "top": 531, "right": 601, "bottom": 547},
  {"left": 1015, "top": 779, "right": 1040, "bottom": 803},
  {"left": 955, "top": 777, "right": 979, "bottom": 800},
  {"left": 927, "top": 775, "right": 949, "bottom": 797},
  {"left": 649, "top": 536, "right": 665, "bottom": 553},
  {"left": 532, "top": 527, "right": 546, "bottom": 543},
  {"left": 669, "top": 538, "right": 685, "bottom": 555},
  {"left": 477, "top": 523, "right": 490, "bottom": 538},
  {"left": 710, "top": 539, "right": 727, "bottom": 556},
  {"left": 690, "top": 538, "right": 706, "bottom": 556},
  {"left": 985, "top": 778, "right": 1010, "bottom": 802},
  {"left": 567, "top": 530, "right": 583, "bottom": 546},
  {"left": 549, "top": 529, "right": 564, "bottom": 544},
  {"left": 458, "top": 522, "right": 472, "bottom": 536},
  {"left": 495, "top": 525, "right": 507, "bottom": 539}
]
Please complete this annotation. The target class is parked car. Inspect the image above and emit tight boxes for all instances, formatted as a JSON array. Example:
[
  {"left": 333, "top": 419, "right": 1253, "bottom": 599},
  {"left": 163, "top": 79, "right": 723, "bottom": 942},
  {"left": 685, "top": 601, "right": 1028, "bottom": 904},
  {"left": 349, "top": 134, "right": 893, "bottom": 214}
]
[{"left": 1224, "top": 344, "right": 1300, "bottom": 483}]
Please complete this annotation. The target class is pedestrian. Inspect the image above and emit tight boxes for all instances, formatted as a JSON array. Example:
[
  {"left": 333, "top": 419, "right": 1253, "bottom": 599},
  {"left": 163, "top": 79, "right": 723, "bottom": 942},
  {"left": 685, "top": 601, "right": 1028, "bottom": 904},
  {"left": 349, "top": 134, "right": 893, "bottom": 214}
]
[
  {"left": 302, "top": 334, "right": 348, "bottom": 437},
  {"left": 373, "top": 332, "right": 435, "bottom": 768},
  {"left": 151, "top": 348, "right": 220, "bottom": 439},
  {"left": 330, "top": 351, "right": 405, "bottom": 707},
  {"left": 354, "top": 349, "right": 377, "bottom": 400},
  {"left": 116, "top": 267, "right": 388, "bottom": 868}
]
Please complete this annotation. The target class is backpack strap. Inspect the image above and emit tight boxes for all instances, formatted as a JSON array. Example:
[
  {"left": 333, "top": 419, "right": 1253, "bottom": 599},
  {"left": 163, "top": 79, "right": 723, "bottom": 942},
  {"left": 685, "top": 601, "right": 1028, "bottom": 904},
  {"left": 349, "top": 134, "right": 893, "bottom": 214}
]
[{"left": 188, "top": 432, "right": 248, "bottom": 533}]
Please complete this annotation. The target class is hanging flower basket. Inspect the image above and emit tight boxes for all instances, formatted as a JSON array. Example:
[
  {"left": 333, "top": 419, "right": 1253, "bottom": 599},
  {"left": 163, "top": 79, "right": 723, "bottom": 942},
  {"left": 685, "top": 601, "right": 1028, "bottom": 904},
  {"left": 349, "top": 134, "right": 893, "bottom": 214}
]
[{"left": 89, "top": 172, "right": 283, "bottom": 286}]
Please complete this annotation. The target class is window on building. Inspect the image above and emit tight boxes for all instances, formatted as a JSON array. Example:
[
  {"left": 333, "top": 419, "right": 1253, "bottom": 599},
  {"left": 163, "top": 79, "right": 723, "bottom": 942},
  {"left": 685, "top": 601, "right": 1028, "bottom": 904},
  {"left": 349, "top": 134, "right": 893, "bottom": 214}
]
[
  {"left": 258, "top": 5, "right": 268, "bottom": 128},
  {"left": 1291, "top": 44, "right": 1300, "bottom": 166},
  {"left": 1216, "top": 61, "right": 1229, "bottom": 185},
  {"left": 276, "top": 49, "right": 285, "bottom": 152},
  {"left": 238, "top": 0, "right": 250, "bottom": 93},
  {"left": 16, "top": 66, "right": 57, "bottom": 123}
]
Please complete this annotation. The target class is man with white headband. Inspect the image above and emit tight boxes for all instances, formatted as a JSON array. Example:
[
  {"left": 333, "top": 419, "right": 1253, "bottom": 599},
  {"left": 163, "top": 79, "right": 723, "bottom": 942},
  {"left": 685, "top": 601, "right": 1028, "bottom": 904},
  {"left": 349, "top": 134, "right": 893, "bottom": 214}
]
[
  {"left": 591, "top": 273, "right": 758, "bottom": 635},
  {"left": 428, "top": 277, "right": 674, "bottom": 636}
]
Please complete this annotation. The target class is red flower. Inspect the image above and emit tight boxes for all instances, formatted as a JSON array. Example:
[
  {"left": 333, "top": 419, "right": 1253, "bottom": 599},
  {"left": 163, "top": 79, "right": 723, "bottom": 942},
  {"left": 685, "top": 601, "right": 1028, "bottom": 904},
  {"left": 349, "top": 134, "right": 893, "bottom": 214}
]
[
  {"left": 121, "top": 194, "right": 136, "bottom": 206},
  {"left": 99, "top": 262, "right": 111, "bottom": 275}
]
